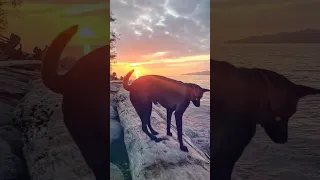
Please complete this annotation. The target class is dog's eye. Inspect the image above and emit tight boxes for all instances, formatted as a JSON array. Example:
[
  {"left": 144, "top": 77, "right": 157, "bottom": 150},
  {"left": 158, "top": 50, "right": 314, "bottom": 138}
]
[{"left": 275, "top": 117, "right": 281, "bottom": 122}]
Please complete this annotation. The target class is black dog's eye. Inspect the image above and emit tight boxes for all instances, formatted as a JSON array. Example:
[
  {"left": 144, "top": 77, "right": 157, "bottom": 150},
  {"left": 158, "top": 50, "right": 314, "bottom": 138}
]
[{"left": 275, "top": 117, "right": 281, "bottom": 122}]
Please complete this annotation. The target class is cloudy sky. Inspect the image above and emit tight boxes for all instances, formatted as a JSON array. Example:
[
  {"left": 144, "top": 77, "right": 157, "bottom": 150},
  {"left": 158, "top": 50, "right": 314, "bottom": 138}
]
[
  {"left": 4, "top": 0, "right": 108, "bottom": 57},
  {"left": 111, "top": 0, "right": 210, "bottom": 76},
  {"left": 212, "top": 0, "right": 320, "bottom": 46}
]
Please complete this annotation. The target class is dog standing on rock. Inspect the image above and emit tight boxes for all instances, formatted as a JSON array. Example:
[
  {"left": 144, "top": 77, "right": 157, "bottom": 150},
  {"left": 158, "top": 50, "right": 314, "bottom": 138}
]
[
  {"left": 123, "top": 69, "right": 210, "bottom": 152},
  {"left": 41, "top": 25, "right": 110, "bottom": 180}
]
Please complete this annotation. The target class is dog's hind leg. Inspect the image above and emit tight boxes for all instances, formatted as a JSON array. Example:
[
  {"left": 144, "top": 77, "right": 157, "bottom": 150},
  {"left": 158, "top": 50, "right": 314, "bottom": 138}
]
[
  {"left": 142, "top": 102, "right": 161, "bottom": 141},
  {"left": 142, "top": 120, "right": 161, "bottom": 142},
  {"left": 147, "top": 120, "right": 159, "bottom": 135},
  {"left": 166, "top": 108, "right": 174, "bottom": 136},
  {"left": 132, "top": 99, "right": 160, "bottom": 142}
]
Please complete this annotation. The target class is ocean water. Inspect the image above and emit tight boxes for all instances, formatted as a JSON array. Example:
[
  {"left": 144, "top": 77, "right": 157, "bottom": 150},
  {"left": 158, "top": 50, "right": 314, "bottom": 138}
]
[
  {"left": 214, "top": 44, "right": 320, "bottom": 180},
  {"left": 168, "top": 75, "right": 210, "bottom": 156}
]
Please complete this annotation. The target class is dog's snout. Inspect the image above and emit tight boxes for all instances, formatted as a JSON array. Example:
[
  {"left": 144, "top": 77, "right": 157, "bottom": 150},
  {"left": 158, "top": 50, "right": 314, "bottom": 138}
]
[
  {"left": 263, "top": 120, "right": 288, "bottom": 144},
  {"left": 274, "top": 136, "right": 288, "bottom": 144},
  {"left": 192, "top": 100, "right": 200, "bottom": 107}
]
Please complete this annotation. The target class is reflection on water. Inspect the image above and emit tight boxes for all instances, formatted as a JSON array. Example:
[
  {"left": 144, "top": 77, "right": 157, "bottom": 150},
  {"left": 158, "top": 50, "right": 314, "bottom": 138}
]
[{"left": 214, "top": 44, "right": 320, "bottom": 180}]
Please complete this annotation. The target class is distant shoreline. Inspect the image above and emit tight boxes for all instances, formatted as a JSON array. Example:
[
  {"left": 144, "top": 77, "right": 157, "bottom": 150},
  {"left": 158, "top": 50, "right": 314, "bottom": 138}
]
[
  {"left": 182, "top": 71, "right": 210, "bottom": 75},
  {"left": 225, "top": 29, "right": 320, "bottom": 44}
]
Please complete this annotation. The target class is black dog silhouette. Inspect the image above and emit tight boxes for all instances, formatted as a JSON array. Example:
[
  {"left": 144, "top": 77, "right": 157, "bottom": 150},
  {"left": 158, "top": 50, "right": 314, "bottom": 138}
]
[
  {"left": 123, "top": 69, "right": 209, "bottom": 152},
  {"left": 211, "top": 59, "right": 320, "bottom": 179},
  {"left": 41, "top": 25, "right": 109, "bottom": 180}
]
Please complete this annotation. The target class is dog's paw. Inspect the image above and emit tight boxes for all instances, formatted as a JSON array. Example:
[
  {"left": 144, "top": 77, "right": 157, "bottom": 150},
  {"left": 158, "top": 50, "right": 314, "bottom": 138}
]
[
  {"left": 151, "top": 131, "right": 159, "bottom": 135},
  {"left": 154, "top": 138, "right": 161, "bottom": 143},
  {"left": 180, "top": 145, "right": 189, "bottom": 152},
  {"left": 150, "top": 136, "right": 159, "bottom": 141},
  {"left": 167, "top": 132, "right": 173, "bottom": 136}
]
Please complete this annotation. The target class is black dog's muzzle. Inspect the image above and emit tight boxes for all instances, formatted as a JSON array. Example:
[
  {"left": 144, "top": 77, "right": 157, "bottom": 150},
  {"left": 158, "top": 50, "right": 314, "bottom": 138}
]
[{"left": 262, "top": 118, "right": 288, "bottom": 144}]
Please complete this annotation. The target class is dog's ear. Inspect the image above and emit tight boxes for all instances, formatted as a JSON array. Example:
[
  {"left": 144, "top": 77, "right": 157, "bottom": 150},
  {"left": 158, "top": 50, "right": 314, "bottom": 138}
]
[
  {"left": 258, "top": 70, "right": 288, "bottom": 114},
  {"left": 295, "top": 84, "right": 320, "bottom": 98},
  {"left": 202, "top": 88, "right": 210, "bottom": 92}
]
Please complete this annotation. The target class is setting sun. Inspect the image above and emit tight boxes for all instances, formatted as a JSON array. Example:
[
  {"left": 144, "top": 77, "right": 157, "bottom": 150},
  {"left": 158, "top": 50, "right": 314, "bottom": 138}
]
[{"left": 134, "top": 69, "right": 141, "bottom": 79}]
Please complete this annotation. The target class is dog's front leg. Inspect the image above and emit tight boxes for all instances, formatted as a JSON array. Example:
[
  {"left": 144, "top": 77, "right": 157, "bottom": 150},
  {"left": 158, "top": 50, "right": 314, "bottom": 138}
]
[
  {"left": 174, "top": 112, "right": 188, "bottom": 152},
  {"left": 166, "top": 108, "right": 174, "bottom": 136}
]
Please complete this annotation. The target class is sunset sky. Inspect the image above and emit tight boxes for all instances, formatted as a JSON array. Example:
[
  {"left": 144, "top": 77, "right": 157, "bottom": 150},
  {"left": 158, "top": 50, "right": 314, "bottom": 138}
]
[
  {"left": 111, "top": 0, "right": 210, "bottom": 77},
  {"left": 3, "top": 0, "right": 108, "bottom": 57},
  {"left": 212, "top": 0, "right": 320, "bottom": 46}
]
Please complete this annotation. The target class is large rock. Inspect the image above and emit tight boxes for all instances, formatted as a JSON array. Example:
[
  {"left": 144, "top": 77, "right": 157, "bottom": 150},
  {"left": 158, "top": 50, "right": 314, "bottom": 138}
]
[
  {"left": 110, "top": 119, "right": 122, "bottom": 146},
  {"left": 110, "top": 163, "right": 124, "bottom": 180},
  {"left": 12, "top": 80, "right": 95, "bottom": 180},
  {"left": 115, "top": 87, "right": 210, "bottom": 180}
]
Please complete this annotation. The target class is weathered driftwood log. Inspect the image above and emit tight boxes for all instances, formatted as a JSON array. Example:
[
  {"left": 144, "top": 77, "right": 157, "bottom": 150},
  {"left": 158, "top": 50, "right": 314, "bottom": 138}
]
[
  {"left": 0, "top": 63, "right": 41, "bottom": 180},
  {"left": 12, "top": 80, "right": 95, "bottom": 180},
  {"left": 0, "top": 60, "right": 41, "bottom": 67},
  {"left": 115, "top": 87, "right": 210, "bottom": 180},
  {"left": 12, "top": 80, "right": 125, "bottom": 180}
]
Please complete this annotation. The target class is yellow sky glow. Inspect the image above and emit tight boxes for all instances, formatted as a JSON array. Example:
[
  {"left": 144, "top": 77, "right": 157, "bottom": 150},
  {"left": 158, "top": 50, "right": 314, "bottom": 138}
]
[
  {"left": 113, "top": 54, "right": 210, "bottom": 77},
  {"left": 4, "top": 3, "right": 108, "bottom": 56}
]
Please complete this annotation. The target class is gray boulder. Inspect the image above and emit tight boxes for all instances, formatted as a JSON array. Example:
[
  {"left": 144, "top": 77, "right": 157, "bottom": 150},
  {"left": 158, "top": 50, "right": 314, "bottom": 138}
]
[{"left": 110, "top": 163, "right": 124, "bottom": 180}]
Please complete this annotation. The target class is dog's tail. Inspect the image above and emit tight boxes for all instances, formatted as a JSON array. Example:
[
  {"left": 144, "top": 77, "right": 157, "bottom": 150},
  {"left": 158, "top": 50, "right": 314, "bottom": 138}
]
[
  {"left": 123, "top": 69, "right": 135, "bottom": 91},
  {"left": 41, "top": 25, "right": 78, "bottom": 94}
]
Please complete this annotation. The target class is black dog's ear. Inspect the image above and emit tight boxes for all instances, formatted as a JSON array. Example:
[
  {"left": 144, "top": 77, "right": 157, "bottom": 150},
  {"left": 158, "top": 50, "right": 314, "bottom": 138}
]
[
  {"left": 295, "top": 84, "right": 320, "bottom": 98},
  {"left": 202, "top": 88, "right": 210, "bottom": 92},
  {"left": 258, "top": 69, "right": 288, "bottom": 113}
]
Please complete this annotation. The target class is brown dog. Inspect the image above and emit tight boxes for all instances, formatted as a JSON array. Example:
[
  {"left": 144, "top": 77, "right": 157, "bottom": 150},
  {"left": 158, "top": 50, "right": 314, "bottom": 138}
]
[
  {"left": 41, "top": 25, "right": 110, "bottom": 180},
  {"left": 211, "top": 59, "right": 320, "bottom": 179},
  {"left": 123, "top": 69, "right": 209, "bottom": 152}
]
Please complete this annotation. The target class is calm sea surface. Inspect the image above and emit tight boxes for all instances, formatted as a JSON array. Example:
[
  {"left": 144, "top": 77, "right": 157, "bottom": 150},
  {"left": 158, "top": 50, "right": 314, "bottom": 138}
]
[{"left": 214, "top": 44, "right": 320, "bottom": 180}]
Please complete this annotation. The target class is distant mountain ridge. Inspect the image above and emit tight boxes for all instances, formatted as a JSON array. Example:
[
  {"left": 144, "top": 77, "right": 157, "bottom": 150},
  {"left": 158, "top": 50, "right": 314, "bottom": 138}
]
[
  {"left": 225, "top": 29, "right": 320, "bottom": 44},
  {"left": 182, "top": 70, "right": 210, "bottom": 75}
]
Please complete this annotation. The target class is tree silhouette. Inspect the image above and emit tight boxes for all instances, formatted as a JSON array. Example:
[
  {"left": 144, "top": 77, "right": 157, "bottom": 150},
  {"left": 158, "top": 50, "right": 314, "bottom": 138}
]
[
  {"left": 110, "top": 12, "right": 119, "bottom": 72},
  {"left": 0, "top": 0, "right": 22, "bottom": 31}
]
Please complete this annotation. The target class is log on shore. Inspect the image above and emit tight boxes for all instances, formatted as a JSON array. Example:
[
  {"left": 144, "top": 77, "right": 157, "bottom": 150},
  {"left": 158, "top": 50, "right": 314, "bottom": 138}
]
[
  {"left": 12, "top": 80, "right": 95, "bottom": 180},
  {"left": 0, "top": 60, "right": 41, "bottom": 67},
  {"left": 0, "top": 61, "right": 41, "bottom": 180},
  {"left": 115, "top": 87, "right": 210, "bottom": 180}
]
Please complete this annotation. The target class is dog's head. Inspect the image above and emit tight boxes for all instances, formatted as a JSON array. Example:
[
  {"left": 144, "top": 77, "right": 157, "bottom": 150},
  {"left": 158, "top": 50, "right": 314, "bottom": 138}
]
[
  {"left": 258, "top": 69, "right": 320, "bottom": 144},
  {"left": 187, "top": 83, "right": 210, "bottom": 107}
]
